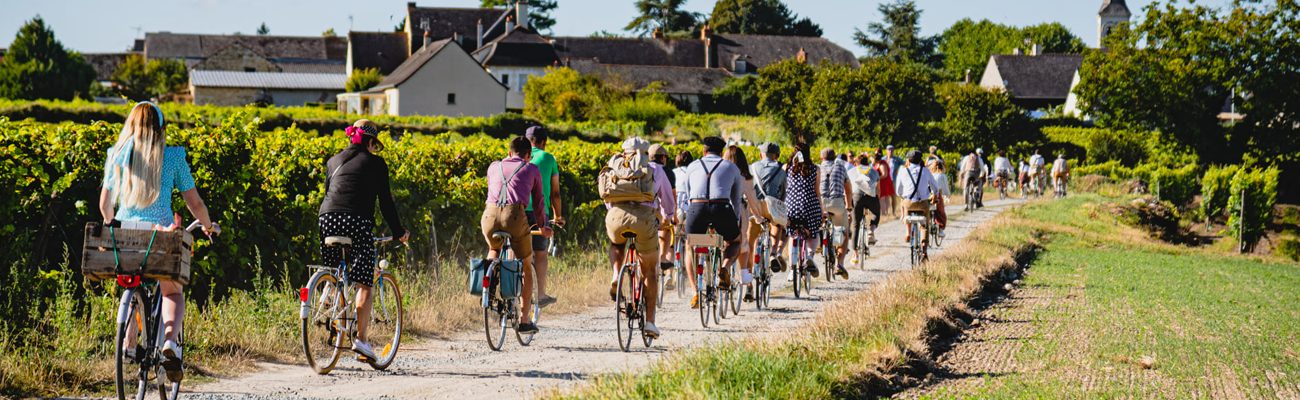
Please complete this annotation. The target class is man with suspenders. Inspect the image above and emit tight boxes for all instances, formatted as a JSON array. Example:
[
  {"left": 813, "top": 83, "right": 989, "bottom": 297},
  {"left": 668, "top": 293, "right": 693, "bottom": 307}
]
[{"left": 681, "top": 137, "right": 745, "bottom": 309}]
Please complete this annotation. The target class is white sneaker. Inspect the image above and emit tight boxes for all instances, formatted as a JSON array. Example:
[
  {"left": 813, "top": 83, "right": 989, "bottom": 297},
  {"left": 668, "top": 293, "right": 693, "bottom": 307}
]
[
  {"left": 741, "top": 270, "right": 754, "bottom": 284},
  {"left": 351, "top": 339, "right": 376, "bottom": 360},
  {"left": 643, "top": 322, "right": 661, "bottom": 339},
  {"left": 160, "top": 339, "right": 184, "bottom": 381},
  {"left": 938, "top": 229, "right": 946, "bottom": 238},
  {"left": 161, "top": 339, "right": 182, "bottom": 362}
]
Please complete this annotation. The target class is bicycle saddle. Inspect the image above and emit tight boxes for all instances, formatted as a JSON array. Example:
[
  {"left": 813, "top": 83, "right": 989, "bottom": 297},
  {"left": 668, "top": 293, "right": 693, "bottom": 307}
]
[
  {"left": 324, "top": 236, "right": 353, "bottom": 247},
  {"left": 622, "top": 232, "right": 637, "bottom": 239},
  {"left": 492, "top": 231, "right": 513, "bottom": 240}
]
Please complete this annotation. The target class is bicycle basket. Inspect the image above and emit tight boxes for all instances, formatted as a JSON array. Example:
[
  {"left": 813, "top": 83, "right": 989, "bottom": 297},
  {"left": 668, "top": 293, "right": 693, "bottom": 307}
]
[{"left": 82, "top": 223, "right": 193, "bottom": 284}]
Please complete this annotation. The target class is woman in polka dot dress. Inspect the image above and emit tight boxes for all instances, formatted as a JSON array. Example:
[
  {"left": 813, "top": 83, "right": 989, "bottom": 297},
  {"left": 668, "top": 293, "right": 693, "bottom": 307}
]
[
  {"left": 318, "top": 119, "right": 410, "bottom": 360},
  {"left": 784, "top": 143, "right": 823, "bottom": 277}
]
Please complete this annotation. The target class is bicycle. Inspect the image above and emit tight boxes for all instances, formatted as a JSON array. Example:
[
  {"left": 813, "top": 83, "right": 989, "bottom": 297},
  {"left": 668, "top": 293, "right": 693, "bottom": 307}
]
[
  {"left": 1054, "top": 175, "right": 1069, "bottom": 198},
  {"left": 474, "top": 230, "right": 541, "bottom": 351},
  {"left": 929, "top": 204, "right": 944, "bottom": 248},
  {"left": 672, "top": 227, "right": 689, "bottom": 301},
  {"left": 964, "top": 179, "right": 981, "bottom": 212},
  {"left": 905, "top": 211, "right": 929, "bottom": 267},
  {"left": 820, "top": 218, "right": 845, "bottom": 283},
  {"left": 109, "top": 220, "right": 211, "bottom": 400},
  {"left": 688, "top": 232, "right": 724, "bottom": 328},
  {"left": 750, "top": 216, "right": 773, "bottom": 310},
  {"left": 301, "top": 236, "right": 404, "bottom": 374},
  {"left": 994, "top": 173, "right": 1009, "bottom": 200},
  {"left": 613, "top": 233, "right": 655, "bottom": 351},
  {"left": 789, "top": 229, "right": 814, "bottom": 299}
]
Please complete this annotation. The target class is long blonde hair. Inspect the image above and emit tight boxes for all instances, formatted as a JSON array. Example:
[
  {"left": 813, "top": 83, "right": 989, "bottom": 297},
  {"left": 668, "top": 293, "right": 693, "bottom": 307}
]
[{"left": 105, "top": 102, "right": 166, "bottom": 209}]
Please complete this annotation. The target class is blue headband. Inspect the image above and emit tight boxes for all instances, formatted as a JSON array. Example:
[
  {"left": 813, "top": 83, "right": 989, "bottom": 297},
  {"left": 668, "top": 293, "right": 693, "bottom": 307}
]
[{"left": 134, "top": 101, "right": 165, "bottom": 129}]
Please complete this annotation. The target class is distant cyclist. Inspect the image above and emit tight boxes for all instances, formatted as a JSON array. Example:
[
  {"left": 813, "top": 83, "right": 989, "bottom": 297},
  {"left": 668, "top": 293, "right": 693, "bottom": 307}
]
[
  {"left": 847, "top": 151, "right": 881, "bottom": 258},
  {"left": 993, "top": 150, "right": 1014, "bottom": 195},
  {"left": 784, "top": 144, "right": 823, "bottom": 278},
  {"left": 525, "top": 126, "right": 562, "bottom": 308},
  {"left": 672, "top": 150, "right": 694, "bottom": 225},
  {"left": 958, "top": 150, "right": 984, "bottom": 207},
  {"left": 480, "top": 137, "right": 550, "bottom": 335},
  {"left": 723, "top": 145, "right": 764, "bottom": 300},
  {"left": 927, "top": 158, "right": 950, "bottom": 234},
  {"left": 681, "top": 137, "right": 745, "bottom": 309},
  {"left": 818, "top": 148, "right": 851, "bottom": 279},
  {"left": 894, "top": 151, "right": 940, "bottom": 260},
  {"left": 1029, "top": 150, "right": 1047, "bottom": 195},
  {"left": 100, "top": 102, "right": 219, "bottom": 379},
  {"left": 873, "top": 150, "right": 895, "bottom": 219},
  {"left": 319, "top": 119, "right": 410, "bottom": 360},
  {"left": 884, "top": 145, "right": 904, "bottom": 216},
  {"left": 1017, "top": 158, "right": 1031, "bottom": 197},
  {"left": 601, "top": 138, "right": 673, "bottom": 338},
  {"left": 648, "top": 144, "right": 676, "bottom": 274},
  {"left": 750, "top": 143, "right": 789, "bottom": 272},
  {"left": 1052, "top": 154, "right": 1070, "bottom": 197}
]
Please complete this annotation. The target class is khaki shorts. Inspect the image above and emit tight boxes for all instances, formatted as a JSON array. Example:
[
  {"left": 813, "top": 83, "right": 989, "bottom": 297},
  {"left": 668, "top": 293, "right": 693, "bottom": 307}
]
[
  {"left": 606, "top": 204, "right": 658, "bottom": 261},
  {"left": 902, "top": 198, "right": 933, "bottom": 221},
  {"left": 481, "top": 204, "right": 533, "bottom": 259},
  {"left": 821, "top": 197, "right": 848, "bottom": 227}
]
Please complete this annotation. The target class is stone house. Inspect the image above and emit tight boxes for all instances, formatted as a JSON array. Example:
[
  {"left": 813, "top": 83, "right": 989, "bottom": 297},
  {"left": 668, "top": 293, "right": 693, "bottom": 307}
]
[{"left": 190, "top": 70, "right": 345, "bottom": 107}]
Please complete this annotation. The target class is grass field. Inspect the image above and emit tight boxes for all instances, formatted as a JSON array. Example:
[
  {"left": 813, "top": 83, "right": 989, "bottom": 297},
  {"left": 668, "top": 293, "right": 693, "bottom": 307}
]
[{"left": 912, "top": 195, "right": 1300, "bottom": 399}]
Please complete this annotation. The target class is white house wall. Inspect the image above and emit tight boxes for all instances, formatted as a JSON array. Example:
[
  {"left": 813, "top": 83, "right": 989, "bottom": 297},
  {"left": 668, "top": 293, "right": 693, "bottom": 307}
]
[
  {"left": 978, "top": 57, "right": 1005, "bottom": 91},
  {"left": 487, "top": 66, "right": 547, "bottom": 110},
  {"left": 394, "top": 49, "right": 505, "bottom": 117}
]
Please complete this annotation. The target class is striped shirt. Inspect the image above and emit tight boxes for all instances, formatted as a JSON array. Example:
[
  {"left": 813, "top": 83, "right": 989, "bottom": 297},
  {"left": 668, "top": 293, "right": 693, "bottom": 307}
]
[{"left": 819, "top": 159, "right": 849, "bottom": 199}]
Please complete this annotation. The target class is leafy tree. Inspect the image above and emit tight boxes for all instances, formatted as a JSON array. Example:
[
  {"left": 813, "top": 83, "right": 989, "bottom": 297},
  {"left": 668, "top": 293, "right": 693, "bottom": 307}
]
[
  {"left": 625, "top": 0, "right": 702, "bottom": 37},
  {"left": 0, "top": 16, "right": 95, "bottom": 100},
  {"left": 345, "top": 68, "right": 384, "bottom": 92},
  {"left": 394, "top": 19, "right": 406, "bottom": 32},
  {"left": 482, "top": 0, "right": 559, "bottom": 33},
  {"left": 524, "top": 67, "right": 625, "bottom": 121},
  {"left": 709, "top": 75, "right": 759, "bottom": 115},
  {"left": 709, "top": 0, "right": 822, "bottom": 37},
  {"left": 755, "top": 59, "right": 815, "bottom": 144},
  {"left": 257, "top": 22, "right": 270, "bottom": 35},
  {"left": 111, "top": 54, "right": 188, "bottom": 100},
  {"left": 322, "top": 28, "right": 337, "bottom": 37},
  {"left": 803, "top": 59, "right": 938, "bottom": 145},
  {"left": 938, "top": 19, "right": 1085, "bottom": 82},
  {"left": 853, "top": 0, "right": 939, "bottom": 67},
  {"left": 934, "top": 82, "right": 1028, "bottom": 151},
  {"left": 590, "top": 30, "right": 623, "bottom": 38}
]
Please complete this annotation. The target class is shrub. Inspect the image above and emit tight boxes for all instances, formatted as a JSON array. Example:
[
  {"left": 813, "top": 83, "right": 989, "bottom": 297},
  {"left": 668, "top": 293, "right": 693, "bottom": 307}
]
[
  {"left": 1151, "top": 164, "right": 1199, "bottom": 208},
  {"left": 1042, "top": 127, "right": 1146, "bottom": 166},
  {"left": 708, "top": 75, "right": 759, "bottom": 115},
  {"left": 1279, "top": 236, "right": 1300, "bottom": 262},
  {"left": 606, "top": 91, "right": 679, "bottom": 131},
  {"left": 1198, "top": 164, "right": 1240, "bottom": 222},
  {"left": 934, "top": 82, "right": 1028, "bottom": 151},
  {"left": 1227, "top": 166, "right": 1281, "bottom": 252},
  {"left": 345, "top": 68, "right": 383, "bottom": 92}
]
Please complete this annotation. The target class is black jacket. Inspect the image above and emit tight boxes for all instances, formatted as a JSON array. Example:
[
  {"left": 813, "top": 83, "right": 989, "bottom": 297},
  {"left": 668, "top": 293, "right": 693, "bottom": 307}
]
[{"left": 320, "top": 144, "right": 405, "bottom": 237}]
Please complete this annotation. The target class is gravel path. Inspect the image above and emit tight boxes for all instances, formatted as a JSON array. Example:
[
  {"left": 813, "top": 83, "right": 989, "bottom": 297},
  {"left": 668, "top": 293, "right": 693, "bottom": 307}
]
[{"left": 188, "top": 199, "right": 1017, "bottom": 400}]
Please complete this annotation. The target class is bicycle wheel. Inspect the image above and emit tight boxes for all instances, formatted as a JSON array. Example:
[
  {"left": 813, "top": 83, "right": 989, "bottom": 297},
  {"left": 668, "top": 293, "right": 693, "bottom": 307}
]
[
  {"left": 711, "top": 256, "right": 723, "bottom": 325},
  {"left": 615, "top": 265, "right": 634, "bottom": 352},
  {"left": 368, "top": 272, "right": 403, "bottom": 369},
  {"left": 697, "top": 255, "right": 711, "bottom": 328},
  {"left": 517, "top": 265, "right": 538, "bottom": 347},
  {"left": 115, "top": 288, "right": 147, "bottom": 400},
  {"left": 301, "top": 271, "right": 344, "bottom": 375},
  {"left": 657, "top": 266, "right": 668, "bottom": 309},
  {"left": 910, "top": 225, "right": 922, "bottom": 267},
  {"left": 639, "top": 287, "right": 652, "bottom": 348},
  {"left": 792, "top": 250, "right": 802, "bottom": 299},
  {"left": 483, "top": 262, "right": 509, "bottom": 351},
  {"left": 729, "top": 262, "right": 742, "bottom": 316}
]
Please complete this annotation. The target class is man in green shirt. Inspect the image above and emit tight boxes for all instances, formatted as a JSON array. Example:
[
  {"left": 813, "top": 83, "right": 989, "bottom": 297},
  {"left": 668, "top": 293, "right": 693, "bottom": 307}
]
[{"left": 526, "top": 126, "right": 563, "bottom": 307}]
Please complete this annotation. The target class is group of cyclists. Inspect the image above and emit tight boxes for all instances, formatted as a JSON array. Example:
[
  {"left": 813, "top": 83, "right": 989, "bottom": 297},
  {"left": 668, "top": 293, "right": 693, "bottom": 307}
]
[
  {"left": 97, "top": 106, "right": 1071, "bottom": 387},
  {"left": 957, "top": 148, "right": 1073, "bottom": 201}
]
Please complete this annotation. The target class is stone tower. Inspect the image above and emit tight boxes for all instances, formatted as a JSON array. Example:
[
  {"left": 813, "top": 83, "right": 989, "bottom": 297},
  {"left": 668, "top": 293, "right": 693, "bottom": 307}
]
[{"left": 1098, "top": 0, "right": 1132, "bottom": 47}]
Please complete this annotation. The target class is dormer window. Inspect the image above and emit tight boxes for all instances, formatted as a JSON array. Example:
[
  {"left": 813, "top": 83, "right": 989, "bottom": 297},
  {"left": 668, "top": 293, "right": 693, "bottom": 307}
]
[{"left": 734, "top": 59, "right": 748, "bottom": 74}]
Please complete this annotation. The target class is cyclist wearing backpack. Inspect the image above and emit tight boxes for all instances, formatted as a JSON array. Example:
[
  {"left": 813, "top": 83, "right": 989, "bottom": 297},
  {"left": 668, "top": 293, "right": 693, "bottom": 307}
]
[
  {"left": 319, "top": 119, "right": 411, "bottom": 360},
  {"left": 99, "top": 102, "right": 219, "bottom": 379},
  {"left": 481, "top": 136, "right": 551, "bottom": 335},
  {"left": 750, "top": 143, "right": 788, "bottom": 271},
  {"left": 681, "top": 136, "right": 745, "bottom": 309},
  {"left": 600, "top": 138, "right": 673, "bottom": 338}
]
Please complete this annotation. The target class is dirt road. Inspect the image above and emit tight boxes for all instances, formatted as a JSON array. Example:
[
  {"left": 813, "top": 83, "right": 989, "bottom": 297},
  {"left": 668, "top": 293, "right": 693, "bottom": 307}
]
[{"left": 190, "top": 199, "right": 1016, "bottom": 399}]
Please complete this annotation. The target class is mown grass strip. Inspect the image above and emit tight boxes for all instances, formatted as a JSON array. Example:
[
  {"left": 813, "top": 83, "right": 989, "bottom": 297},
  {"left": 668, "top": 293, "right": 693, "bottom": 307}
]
[{"left": 553, "top": 201, "right": 1051, "bottom": 399}]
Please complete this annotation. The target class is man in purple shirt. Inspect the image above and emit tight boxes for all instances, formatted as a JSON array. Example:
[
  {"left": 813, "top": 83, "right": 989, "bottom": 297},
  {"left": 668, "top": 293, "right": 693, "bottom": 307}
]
[
  {"left": 605, "top": 137, "right": 674, "bottom": 339},
  {"left": 481, "top": 137, "right": 551, "bottom": 335}
]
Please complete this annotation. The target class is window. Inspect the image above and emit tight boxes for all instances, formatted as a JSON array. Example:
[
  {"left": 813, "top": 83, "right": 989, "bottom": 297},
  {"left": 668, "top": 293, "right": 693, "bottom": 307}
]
[
  {"left": 501, "top": 74, "right": 510, "bottom": 89},
  {"left": 244, "top": 67, "right": 256, "bottom": 72},
  {"left": 518, "top": 74, "right": 529, "bottom": 92},
  {"left": 447, "top": 93, "right": 456, "bottom": 105}
]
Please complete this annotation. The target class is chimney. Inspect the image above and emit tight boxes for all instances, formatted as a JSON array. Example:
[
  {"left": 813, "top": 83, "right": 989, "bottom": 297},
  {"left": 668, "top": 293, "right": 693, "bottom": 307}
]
[
  {"left": 476, "top": 19, "right": 484, "bottom": 49},
  {"left": 517, "top": 0, "right": 530, "bottom": 30},
  {"left": 1031, "top": 43, "right": 1041, "bottom": 56},
  {"left": 701, "top": 25, "right": 714, "bottom": 68},
  {"left": 423, "top": 30, "right": 431, "bottom": 49},
  {"left": 1012, "top": 47, "right": 1022, "bottom": 55},
  {"left": 505, "top": 16, "right": 515, "bottom": 33},
  {"left": 652, "top": 27, "right": 663, "bottom": 39},
  {"left": 796, "top": 47, "right": 807, "bottom": 64}
]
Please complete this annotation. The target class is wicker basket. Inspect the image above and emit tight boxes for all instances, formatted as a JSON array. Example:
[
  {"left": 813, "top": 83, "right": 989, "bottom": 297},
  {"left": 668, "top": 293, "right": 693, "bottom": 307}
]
[{"left": 81, "top": 223, "right": 193, "bottom": 284}]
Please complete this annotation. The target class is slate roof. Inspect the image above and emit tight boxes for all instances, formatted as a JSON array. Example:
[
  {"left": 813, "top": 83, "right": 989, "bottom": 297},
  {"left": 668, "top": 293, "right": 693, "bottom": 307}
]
[
  {"left": 407, "top": 5, "right": 509, "bottom": 53},
  {"left": 1100, "top": 0, "right": 1132, "bottom": 15},
  {"left": 552, "top": 37, "right": 706, "bottom": 67},
  {"left": 472, "top": 27, "right": 559, "bottom": 67},
  {"left": 189, "top": 70, "right": 346, "bottom": 90},
  {"left": 569, "top": 60, "right": 732, "bottom": 95},
  {"left": 375, "top": 38, "right": 456, "bottom": 89},
  {"left": 714, "top": 34, "right": 860, "bottom": 72},
  {"left": 144, "top": 32, "right": 347, "bottom": 62},
  {"left": 348, "top": 31, "right": 410, "bottom": 74},
  {"left": 987, "top": 54, "right": 1083, "bottom": 100},
  {"left": 83, "top": 53, "right": 131, "bottom": 81}
]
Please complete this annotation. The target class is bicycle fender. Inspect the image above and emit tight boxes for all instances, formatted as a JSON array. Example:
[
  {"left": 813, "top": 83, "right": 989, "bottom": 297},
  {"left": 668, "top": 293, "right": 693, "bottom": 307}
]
[
  {"left": 300, "top": 301, "right": 311, "bottom": 319},
  {"left": 116, "top": 289, "right": 135, "bottom": 325}
]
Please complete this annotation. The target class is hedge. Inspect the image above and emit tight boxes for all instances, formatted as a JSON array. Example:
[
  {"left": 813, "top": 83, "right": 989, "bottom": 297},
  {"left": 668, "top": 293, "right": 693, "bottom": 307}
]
[
  {"left": 1199, "top": 165, "right": 1241, "bottom": 222},
  {"left": 1227, "top": 166, "right": 1281, "bottom": 252},
  {"left": 1151, "top": 164, "right": 1200, "bottom": 208}
]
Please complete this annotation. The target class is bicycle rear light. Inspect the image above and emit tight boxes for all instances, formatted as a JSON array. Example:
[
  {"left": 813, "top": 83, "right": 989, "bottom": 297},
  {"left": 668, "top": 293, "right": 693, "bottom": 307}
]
[
  {"left": 116, "top": 275, "right": 141, "bottom": 288},
  {"left": 299, "top": 287, "right": 309, "bottom": 302}
]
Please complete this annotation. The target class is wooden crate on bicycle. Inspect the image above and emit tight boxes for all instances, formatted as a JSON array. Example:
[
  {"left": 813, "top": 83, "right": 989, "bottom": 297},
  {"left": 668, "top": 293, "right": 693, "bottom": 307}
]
[{"left": 81, "top": 223, "right": 193, "bottom": 284}]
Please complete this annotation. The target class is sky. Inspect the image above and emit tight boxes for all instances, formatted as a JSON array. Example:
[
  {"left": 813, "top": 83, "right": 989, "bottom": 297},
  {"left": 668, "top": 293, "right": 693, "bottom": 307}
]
[{"left": 1, "top": 0, "right": 1236, "bottom": 55}]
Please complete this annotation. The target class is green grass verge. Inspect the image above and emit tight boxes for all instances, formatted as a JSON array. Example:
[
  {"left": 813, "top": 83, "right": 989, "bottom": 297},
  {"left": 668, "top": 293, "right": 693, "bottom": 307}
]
[{"left": 920, "top": 197, "right": 1300, "bottom": 398}]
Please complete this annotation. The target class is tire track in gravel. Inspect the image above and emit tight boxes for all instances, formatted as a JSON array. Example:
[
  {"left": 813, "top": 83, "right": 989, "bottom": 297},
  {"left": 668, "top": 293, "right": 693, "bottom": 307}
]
[{"left": 188, "top": 199, "right": 1019, "bottom": 400}]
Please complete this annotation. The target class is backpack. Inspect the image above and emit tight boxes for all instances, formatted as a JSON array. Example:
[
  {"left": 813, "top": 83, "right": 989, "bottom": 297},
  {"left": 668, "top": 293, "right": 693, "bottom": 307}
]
[{"left": 598, "top": 153, "right": 656, "bottom": 203}]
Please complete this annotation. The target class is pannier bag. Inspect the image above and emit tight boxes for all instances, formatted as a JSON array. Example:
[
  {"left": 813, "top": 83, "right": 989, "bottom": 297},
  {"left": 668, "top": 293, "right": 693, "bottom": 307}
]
[{"left": 467, "top": 258, "right": 523, "bottom": 298}]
